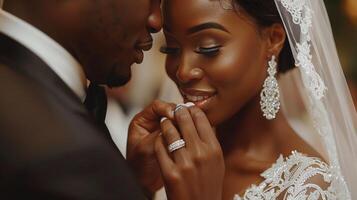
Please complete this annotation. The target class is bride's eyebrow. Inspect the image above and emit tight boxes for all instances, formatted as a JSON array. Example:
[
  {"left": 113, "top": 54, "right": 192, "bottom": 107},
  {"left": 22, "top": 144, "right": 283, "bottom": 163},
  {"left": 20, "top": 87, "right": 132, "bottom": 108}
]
[{"left": 187, "top": 22, "right": 230, "bottom": 35}]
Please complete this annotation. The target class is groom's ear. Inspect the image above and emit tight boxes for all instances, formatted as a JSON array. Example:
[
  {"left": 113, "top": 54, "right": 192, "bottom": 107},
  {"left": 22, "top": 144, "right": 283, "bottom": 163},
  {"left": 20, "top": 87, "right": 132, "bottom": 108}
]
[{"left": 262, "top": 23, "right": 286, "bottom": 56}]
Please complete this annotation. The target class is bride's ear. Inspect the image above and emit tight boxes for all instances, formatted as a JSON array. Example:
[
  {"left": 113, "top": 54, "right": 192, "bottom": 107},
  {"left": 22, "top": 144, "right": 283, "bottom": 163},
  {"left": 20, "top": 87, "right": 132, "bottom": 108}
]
[{"left": 263, "top": 23, "right": 286, "bottom": 57}]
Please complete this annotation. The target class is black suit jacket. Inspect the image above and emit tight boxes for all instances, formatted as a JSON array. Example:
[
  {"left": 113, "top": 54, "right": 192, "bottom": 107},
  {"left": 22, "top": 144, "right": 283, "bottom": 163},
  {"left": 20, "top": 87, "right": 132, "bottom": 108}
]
[{"left": 0, "top": 33, "right": 145, "bottom": 200}]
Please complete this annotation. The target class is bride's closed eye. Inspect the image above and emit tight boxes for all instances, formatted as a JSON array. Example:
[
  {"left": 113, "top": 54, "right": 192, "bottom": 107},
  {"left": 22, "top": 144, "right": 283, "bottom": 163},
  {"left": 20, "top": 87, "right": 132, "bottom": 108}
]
[
  {"left": 160, "top": 45, "right": 222, "bottom": 57},
  {"left": 195, "top": 45, "right": 222, "bottom": 57}
]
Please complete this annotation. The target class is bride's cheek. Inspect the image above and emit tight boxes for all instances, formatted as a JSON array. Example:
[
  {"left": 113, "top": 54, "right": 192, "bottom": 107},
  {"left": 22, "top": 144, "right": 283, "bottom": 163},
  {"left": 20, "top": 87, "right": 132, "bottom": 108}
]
[
  {"left": 205, "top": 51, "right": 246, "bottom": 82},
  {"left": 165, "top": 58, "right": 180, "bottom": 82}
]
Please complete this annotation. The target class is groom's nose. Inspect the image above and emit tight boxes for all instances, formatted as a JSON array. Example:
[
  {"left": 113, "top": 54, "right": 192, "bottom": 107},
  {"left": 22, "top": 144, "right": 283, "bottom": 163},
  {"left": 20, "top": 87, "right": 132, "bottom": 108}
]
[{"left": 147, "top": 0, "right": 163, "bottom": 33}]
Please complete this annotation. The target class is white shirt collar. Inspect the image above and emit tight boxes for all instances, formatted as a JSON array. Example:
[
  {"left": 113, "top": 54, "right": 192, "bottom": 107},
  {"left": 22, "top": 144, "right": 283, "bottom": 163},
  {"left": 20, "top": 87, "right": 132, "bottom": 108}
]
[{"left": 0, "top": 9, "right": 87, "bottom": 101}]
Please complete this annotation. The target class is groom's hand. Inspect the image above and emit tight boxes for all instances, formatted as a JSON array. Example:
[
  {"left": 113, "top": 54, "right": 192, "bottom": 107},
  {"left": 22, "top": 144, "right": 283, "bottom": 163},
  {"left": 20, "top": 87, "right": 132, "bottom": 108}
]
[{"left": 127, "top": 100, "right": 175, "bottom": 196}]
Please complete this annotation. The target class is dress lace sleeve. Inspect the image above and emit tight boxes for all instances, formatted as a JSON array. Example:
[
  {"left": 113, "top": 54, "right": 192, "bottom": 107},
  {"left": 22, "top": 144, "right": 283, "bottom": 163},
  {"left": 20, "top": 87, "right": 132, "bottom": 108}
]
[{"left": 234, "top": 151, "right": 349, "bottom": 200}]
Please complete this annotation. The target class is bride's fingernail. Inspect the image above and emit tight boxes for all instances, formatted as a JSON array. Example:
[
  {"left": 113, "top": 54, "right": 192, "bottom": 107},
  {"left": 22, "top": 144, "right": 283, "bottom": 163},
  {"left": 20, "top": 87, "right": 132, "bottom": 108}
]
[
  {"left": 160, "top": 117, "right": 168, "bottom": 123},
  {"left": 185, "top": 102, "right": 195, "bottom": 107}
]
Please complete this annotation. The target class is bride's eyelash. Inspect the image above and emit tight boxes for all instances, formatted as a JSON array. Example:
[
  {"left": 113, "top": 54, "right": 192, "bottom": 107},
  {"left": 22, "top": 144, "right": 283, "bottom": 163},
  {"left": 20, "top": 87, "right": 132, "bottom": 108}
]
[
  {"left": 160, "top": 46, "right": 180, "bottom": 55},
  {"left": 160, "top": 45, "right": 221, "bottom": 56},
  {"left": 195, "top": 45, "right": 222, "bottom": 56}
]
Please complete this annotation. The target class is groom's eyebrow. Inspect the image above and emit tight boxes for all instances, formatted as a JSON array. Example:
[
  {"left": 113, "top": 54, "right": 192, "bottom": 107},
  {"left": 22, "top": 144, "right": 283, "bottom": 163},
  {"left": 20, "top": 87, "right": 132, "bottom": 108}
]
[{"left": 187, "top": 22, "right": 230, "bottom": 34}]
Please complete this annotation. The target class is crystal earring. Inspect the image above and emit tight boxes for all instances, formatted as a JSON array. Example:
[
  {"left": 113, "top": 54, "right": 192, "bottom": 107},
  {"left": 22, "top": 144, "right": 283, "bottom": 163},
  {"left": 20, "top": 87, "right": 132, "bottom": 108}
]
[{"left": 260, "top": 55, "right": 280, "bottom": 120}]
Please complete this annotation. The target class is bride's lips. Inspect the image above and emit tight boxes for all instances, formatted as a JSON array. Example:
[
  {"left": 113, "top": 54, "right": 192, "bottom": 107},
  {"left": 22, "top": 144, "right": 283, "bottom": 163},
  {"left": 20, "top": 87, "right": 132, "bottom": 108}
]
[{"left": 180, "top": 88, "right": 217, "bottom": 110}]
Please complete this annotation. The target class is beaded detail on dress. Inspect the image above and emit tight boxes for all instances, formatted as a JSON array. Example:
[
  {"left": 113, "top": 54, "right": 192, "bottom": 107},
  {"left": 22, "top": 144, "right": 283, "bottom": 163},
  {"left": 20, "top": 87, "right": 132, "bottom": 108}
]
[{"left": 234, "top": 151, "right": 349, "bottom": 200}]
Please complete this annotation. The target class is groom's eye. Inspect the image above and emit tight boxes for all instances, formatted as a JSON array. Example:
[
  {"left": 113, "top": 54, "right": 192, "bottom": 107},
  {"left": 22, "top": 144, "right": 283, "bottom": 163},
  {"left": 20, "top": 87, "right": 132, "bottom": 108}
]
[
  {"left": 195, "top": 45, "right": 221, "bottom": 57},
  {"left": 160, "top": 46, "right": 180, "bottom": 55}
]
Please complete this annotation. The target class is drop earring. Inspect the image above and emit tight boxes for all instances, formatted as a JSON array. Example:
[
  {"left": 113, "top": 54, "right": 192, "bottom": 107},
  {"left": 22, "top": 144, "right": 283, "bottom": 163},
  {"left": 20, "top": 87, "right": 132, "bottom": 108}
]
[{"left": 260, "top": 55, "right": 280, "bottom": 120}]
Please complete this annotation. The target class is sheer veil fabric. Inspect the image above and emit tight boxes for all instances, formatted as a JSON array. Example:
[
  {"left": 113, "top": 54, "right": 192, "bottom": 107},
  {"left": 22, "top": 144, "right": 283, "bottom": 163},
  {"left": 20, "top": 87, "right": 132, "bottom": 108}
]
[{"left": 275, "top": 0, "right": 357, "bottom": 199}]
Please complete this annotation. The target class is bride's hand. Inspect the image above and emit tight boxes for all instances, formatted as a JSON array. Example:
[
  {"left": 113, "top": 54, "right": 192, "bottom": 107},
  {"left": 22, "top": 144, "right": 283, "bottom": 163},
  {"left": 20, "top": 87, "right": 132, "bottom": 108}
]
[
  {"left": 127, "top": 100, "right": 175, "bottom": 197},
  {"left": 155, "top": 105, "right": 225, "bottom": 200}
]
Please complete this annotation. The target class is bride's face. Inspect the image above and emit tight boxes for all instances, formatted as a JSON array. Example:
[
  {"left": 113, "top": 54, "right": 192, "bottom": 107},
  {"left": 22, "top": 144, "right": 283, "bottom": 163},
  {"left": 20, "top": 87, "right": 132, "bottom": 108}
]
[{"left": 162, "top": 0, "right": 275, "bottom": 125}]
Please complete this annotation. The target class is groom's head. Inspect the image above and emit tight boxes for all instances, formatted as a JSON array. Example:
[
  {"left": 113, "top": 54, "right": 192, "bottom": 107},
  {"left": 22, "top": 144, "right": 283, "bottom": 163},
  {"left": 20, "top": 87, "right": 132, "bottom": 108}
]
[{"left": 4, "top": 0, "right": 162, "bottom": 87}]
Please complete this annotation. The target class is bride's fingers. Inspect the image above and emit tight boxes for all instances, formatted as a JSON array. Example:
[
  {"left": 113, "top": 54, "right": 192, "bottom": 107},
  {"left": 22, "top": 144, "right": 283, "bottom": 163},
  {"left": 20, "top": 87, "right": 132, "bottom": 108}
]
[
  {"left": 174, "top": 106, "right": 201, "bottom": 149},
  {"left": 154, "top": 135, "right": 175, "bottom": 172},
  {"left": 188, "top": 106, "right": 219, "bottom": 147},
  {"left": 132, "top": 100, "right": 175, "bottom": 132},
  {"left": 150, "top": 100, "right": 176, "bottom": 119},
  {"left": 160, "top": 119, "right": 188, "bottom": 162}
]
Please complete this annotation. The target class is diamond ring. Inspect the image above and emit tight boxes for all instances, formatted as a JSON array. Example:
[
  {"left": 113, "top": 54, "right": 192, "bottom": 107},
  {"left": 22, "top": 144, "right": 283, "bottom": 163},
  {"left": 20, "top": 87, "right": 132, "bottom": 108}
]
[
  {"left": 174, "top": 102, "right": 195, "bottom": 114},
  {"left": 168, "top": 139, "right": 186, "bottom": 153}
]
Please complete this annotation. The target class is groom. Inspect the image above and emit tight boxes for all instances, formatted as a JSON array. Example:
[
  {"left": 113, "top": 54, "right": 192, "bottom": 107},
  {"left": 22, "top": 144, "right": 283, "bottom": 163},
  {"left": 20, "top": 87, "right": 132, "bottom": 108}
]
[{"left": 0, "top": 0, "right": 172, "bottom": 199}]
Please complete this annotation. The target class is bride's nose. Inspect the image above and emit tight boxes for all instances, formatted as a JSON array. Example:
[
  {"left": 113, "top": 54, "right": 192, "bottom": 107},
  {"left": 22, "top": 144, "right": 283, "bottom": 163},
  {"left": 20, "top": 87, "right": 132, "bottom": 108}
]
[{"left": 176, "top": 57, "right": 204, "bottom": 84}]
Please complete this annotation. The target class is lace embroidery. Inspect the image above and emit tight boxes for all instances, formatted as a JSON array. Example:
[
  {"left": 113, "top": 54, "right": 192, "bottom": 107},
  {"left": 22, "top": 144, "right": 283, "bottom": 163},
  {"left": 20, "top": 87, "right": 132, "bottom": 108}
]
[
  {"left": 233, "top": 151, "right": 345, "bottom": 200},
  {"left": 279, "top": 0, "right": 326, "bottom": 100}
]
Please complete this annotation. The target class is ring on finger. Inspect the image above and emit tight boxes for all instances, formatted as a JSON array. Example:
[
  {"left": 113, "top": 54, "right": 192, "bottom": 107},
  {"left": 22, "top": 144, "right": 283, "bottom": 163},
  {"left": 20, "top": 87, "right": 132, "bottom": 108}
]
[
  {"left": 168, "top": 139, "right": 186, "bottom": 153},
  {"left": 174, "top": 104, "right": 185, "bottom": 113},
  {"left": 174, "top": 102, "right": 195, "bottom": 114}
]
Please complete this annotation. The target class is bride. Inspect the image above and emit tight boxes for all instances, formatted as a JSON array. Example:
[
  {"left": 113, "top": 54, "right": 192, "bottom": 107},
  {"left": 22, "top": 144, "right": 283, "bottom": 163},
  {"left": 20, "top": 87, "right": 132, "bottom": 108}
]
[
  {"left": 2, "top": 0, "right": 354, "bottom": 199},
  {"left": 142, "top": 0, "right": 357, "bottom": 199}
]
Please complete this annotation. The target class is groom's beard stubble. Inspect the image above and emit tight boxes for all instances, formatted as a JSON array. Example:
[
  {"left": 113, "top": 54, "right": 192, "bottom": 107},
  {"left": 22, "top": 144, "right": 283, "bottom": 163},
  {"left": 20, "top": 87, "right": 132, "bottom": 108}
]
[{"left": 106, "top": 63, "right": 132, "bottom": 88}]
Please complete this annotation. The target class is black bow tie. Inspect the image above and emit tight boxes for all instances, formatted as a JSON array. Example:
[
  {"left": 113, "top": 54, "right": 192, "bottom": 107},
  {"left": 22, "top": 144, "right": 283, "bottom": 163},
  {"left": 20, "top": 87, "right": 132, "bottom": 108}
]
[
  {"left": 84, "top": 83, "right": 107, "bottom": 125},
  {"left": 84, "top": 84, "right": 118, "bottom": 148}
]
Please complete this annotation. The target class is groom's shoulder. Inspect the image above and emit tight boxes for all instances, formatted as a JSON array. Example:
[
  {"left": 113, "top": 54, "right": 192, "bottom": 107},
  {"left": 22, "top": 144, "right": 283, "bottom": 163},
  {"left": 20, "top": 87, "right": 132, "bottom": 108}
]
[
  {"left": 0, "top": 62, "right": 117, "bottom": 163},
  {"left": 0, "top": 58, "right": 114, "bottom": 158},
  {"left": 0, "top": 63, "right": 146, "bottom": 200},
  {"left": 0, "top": 62, "right": 102, "bottom": 152}
]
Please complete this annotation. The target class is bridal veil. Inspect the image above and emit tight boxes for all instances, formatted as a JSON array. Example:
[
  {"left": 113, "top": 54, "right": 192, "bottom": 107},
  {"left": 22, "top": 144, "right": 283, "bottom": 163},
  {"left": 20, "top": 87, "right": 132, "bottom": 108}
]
[{"left": 275, "top": 0, "right": 357, "bottom": 199}]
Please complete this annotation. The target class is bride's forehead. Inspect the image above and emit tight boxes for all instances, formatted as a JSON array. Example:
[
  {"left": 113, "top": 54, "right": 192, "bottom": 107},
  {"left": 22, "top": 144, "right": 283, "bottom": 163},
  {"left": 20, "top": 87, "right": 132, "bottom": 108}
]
[
  {"left": 163, "top": 0, "right": 234, "bottom": 26},
  {"left": 163, "top": 0, "right": 224, "bottom": 15}
]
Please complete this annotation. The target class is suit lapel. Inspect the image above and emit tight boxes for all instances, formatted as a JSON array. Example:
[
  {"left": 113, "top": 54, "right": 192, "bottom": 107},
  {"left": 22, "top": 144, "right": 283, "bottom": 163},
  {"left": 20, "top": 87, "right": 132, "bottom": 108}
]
[{"left": 0, "top": 33, "right": 120, "bottom": 152}]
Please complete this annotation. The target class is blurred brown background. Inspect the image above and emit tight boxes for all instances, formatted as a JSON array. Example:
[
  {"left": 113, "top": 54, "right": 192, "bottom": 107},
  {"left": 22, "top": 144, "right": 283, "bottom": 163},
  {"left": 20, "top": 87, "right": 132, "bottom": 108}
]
[{"left": 328, "top": 0, "right": 357, "bottom": 81}]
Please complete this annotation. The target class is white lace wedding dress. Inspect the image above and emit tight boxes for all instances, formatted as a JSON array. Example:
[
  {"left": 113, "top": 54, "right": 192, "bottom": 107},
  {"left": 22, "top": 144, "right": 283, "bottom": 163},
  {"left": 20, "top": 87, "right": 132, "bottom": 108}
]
[{"left": 233, "top": 151, "right": 349, "bottom": 200}]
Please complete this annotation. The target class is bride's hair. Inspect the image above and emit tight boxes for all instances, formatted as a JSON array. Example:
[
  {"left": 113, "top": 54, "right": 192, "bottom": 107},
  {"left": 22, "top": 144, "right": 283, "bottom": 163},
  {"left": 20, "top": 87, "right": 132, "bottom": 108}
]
[{"left": 221, "top": 0, "right": 294, "bottom": 73}]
